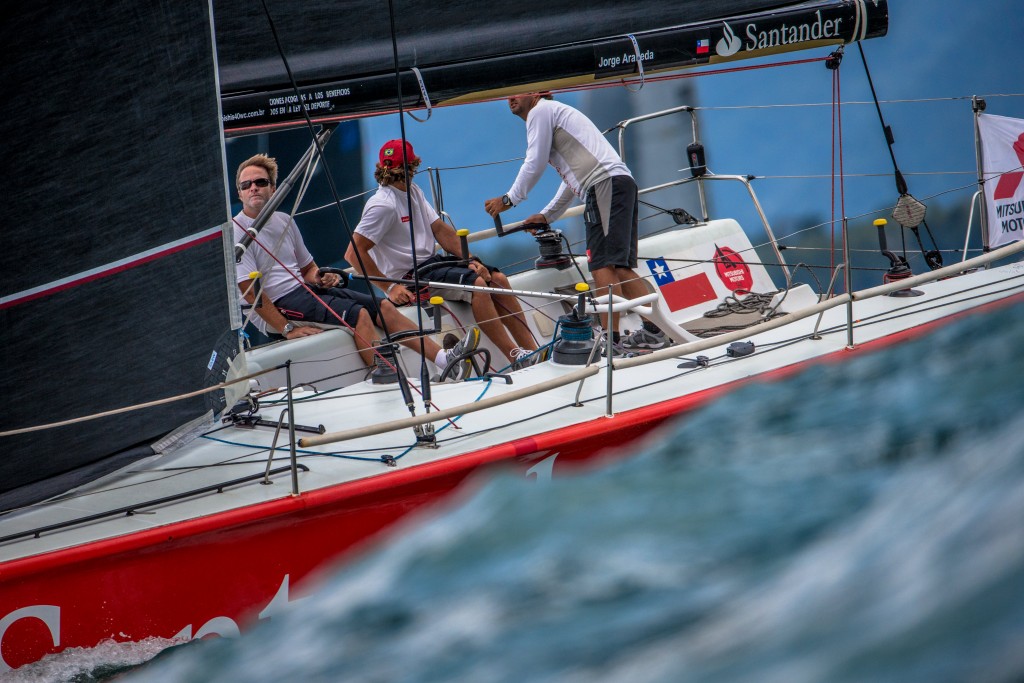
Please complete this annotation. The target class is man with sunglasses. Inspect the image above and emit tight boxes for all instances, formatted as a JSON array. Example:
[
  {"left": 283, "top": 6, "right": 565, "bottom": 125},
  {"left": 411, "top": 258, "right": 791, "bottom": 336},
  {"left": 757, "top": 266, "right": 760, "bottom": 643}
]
[{"left": 233, "top": 153, "right": 479, "bottom": 380}]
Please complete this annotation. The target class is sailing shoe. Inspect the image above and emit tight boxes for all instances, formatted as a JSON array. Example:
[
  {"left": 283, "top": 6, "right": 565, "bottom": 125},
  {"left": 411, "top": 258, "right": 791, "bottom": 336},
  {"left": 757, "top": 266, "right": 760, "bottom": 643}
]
[
  {"left": 442, "top": 327, "right": 481, "bottom": 380},
  {"left": 621, "top": 327, "right": 672, "bottom": 350},
  {"left": 509, "top": 346, "right": 550, "bottom": 371}
]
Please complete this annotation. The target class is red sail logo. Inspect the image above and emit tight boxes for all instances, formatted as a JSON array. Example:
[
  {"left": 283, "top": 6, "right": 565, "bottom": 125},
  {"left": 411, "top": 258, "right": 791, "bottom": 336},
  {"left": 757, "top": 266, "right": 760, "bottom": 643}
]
[
  {"left": 713, "top": 245, "right": 753, "bottom": 291},
  {"left": 993, "top": 133, "right": 1024, "bottom": 200}
]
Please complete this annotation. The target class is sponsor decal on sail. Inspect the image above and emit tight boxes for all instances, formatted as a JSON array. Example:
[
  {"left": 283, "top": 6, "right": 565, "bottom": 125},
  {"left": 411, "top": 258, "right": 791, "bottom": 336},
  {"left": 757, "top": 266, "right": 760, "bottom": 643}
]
[
  {"left": 715, "top": 9, "right": 847, "bottom": 58},
  {"left": 716, "top": 22, "right": 742, "bottom": 57}
]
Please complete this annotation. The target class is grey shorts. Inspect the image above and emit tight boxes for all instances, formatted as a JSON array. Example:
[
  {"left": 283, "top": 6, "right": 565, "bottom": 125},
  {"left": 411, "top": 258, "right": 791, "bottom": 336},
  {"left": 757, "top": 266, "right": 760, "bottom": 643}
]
[{"left": 584, "top": 175, "right": 639, "bottom": 271}]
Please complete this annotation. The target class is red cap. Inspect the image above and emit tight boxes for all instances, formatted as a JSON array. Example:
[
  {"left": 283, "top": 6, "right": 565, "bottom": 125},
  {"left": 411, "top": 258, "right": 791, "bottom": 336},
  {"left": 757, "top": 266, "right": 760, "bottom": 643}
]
[{"left": 378, "top": 139, "right": 419, "bottom": 167}]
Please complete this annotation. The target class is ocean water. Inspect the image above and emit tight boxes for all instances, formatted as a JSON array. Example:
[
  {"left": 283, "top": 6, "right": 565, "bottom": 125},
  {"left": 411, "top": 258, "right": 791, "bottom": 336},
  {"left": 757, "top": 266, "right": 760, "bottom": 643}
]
[{"left": 16, "top": 300, "right": 1024, "bottom": 683}]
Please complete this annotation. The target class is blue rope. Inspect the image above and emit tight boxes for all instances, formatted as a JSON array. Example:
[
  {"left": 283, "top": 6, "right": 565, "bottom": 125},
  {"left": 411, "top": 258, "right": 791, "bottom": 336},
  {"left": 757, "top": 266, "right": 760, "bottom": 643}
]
[
  {"left": 200, "top": 434, "right": 383, "bottom": 462},
  {"left": 560, "top": 325, "right": 592, "bottom": 342},
  {"left": 204, "top": 377, "right": 496, "bottom": 464},
  {"left": 392, "top": 376, "right": 494, "bottom": 461}
]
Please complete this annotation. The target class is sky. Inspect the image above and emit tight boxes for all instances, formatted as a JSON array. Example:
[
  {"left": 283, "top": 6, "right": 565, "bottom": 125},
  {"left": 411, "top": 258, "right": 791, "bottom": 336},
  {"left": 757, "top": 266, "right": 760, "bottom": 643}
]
[{"left": 356, "top": 0, "right": 1023, "bottom": 266}]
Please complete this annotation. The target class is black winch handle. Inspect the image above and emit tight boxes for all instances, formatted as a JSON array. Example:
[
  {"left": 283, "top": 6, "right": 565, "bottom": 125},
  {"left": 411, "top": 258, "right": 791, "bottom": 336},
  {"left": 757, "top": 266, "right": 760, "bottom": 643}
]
[
  {"left": 874, "top": 218, "right": 904, "bottom": 270},
  {"left": 493, "top": 213, "right": 550, "bottom": 237}
]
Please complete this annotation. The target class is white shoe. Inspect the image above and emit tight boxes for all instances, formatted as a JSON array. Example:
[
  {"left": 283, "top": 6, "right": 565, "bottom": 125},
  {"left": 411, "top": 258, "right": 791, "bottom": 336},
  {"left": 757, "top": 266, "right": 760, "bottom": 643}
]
[{"left": 510, "top": 346, "right": 549, "bottom": 370}]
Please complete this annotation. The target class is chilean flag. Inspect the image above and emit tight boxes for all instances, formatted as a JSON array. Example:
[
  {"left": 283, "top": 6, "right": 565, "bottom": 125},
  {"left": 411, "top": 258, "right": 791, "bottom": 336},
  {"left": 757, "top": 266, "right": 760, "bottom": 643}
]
[
  {"left": 646, "top": 258, "right": 717, "bottom": 312},
  {"left": 696, "top": 38, "right": 710, "bottom": 54}
]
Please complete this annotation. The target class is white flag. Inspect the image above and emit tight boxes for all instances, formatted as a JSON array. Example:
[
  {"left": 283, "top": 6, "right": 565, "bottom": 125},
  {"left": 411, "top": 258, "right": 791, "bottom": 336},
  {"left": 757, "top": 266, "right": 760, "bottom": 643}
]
[{"left": 979, "top": 113, "right": 1024, "bottom": 248}]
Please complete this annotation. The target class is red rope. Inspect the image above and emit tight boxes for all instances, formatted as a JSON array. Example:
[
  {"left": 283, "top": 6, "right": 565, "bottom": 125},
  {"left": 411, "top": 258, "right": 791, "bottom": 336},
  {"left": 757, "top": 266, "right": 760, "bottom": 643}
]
[
  {"left": 830, "top": 65, "right": 848, "bottom": 292},
  {"left": 830, "top": 69, "right": 837, "bottom": 279},
  {"left": 234, "top": 217, "right": 458, "bottom": 424},
  {"left": 835, "top": 67, "right": 847, "bottom": 293}
]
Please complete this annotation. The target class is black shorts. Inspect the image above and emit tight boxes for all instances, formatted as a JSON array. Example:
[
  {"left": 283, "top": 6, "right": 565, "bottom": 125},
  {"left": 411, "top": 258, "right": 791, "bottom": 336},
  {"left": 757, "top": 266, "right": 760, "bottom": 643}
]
[
  {"left": 273, "top": 285, "right": 379, "bottom": 328},
  {"left": 584, "top": 175, "right": 639, "bottom": 271},
  {"left": 404, "top": 254, "right": 499, "bottom": 303}
]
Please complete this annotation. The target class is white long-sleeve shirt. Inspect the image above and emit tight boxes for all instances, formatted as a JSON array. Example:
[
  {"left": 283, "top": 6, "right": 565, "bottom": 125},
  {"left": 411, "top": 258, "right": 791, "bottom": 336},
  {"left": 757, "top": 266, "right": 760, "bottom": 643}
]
[
  {"left": 506, "top": 99, "right": 632, "bottom": 222},
  {"left": 354, "top": 183, "right": 440, "bottom": 280}
]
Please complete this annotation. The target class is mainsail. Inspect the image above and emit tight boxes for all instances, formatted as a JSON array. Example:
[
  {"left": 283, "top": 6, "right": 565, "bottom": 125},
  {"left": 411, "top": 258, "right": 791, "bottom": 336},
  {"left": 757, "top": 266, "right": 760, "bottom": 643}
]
[
  {"left": 215, "top": 0, "right": 887, "bottom": 135},
  {"left": 0, "top": 4, "right": 233, "bottom": 511}
]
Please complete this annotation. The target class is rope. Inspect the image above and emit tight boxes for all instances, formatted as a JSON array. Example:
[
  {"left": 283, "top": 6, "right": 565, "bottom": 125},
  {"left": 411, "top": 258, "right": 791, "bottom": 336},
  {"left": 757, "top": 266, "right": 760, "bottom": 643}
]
[
  {"left": 831, "top": 64, "right": 838, "bottom": 277},
  {"left": 0, "top": 365, "right": 283, "bottom": 437},
  {"left": 702, "top": 291, "right": 783, "bottom": 319},
  {"left": 692, "top": 290, "right": 786, "bottom": 338},
  {"left": 258, "top": 0, "right": 427, "bottom": 415},
  {"left": 835, "top": 54, "right": 848, "bottom": 292},
  {"left": 386, "top": 0, "right": 437, "bottom": 408}
]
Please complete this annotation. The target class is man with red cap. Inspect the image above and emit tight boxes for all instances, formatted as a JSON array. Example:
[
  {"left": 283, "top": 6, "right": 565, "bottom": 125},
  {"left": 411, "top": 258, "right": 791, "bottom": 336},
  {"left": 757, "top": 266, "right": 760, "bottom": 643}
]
[{"left": 346, "top": 140, "right": 542, "bottom": 370}]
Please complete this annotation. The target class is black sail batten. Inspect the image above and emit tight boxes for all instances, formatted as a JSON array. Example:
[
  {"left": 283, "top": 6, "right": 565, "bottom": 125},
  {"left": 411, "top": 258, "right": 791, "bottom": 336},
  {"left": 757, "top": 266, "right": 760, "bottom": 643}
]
[
  {"left": 216, "top": 0, "right": 887, "bottom": 134},
  {"left": 0, "top": 4, "right": 233, "bottom": 512}
]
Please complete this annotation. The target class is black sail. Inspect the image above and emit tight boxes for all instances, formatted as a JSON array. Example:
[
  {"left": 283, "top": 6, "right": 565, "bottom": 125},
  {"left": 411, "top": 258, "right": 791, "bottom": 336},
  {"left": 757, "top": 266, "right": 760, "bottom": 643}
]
[
  {"left": 214, "top": 0, "right": 887, "bottom": 134},
  {"left": 0, "top": 4, "right": 232, "bottom": 511}
]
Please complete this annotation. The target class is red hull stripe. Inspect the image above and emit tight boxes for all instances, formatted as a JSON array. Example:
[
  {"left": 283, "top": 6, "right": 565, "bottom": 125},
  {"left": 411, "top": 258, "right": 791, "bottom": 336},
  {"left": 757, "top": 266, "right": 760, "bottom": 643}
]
[
  {"left": 3, "top": 290, "right": 1022, "bottom": 583},
  {"left": 0, "top": 228, "right": 223, "bottom": 310}
]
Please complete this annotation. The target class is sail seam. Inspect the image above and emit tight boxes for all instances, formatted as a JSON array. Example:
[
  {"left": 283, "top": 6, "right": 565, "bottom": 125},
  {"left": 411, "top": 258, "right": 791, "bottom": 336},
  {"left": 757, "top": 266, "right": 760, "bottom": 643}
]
[{"left": 1, "top": 228, "right": 223, "bottom": 309}]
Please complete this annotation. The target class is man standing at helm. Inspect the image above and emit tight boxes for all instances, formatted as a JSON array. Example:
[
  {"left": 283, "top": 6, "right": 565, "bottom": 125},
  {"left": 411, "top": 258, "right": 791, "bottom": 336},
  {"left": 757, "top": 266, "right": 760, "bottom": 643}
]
[{"left": 484, "top": 93, "right": 670, "bottom": 351}]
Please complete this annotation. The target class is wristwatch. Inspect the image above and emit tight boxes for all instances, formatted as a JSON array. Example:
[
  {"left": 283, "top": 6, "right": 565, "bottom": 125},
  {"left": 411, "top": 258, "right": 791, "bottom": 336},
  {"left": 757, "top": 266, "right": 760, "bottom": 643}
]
[
  {"left": 501, "top": 194, "right": 512, "bottom": 207},
  {"left": 281, "top": 322, "right": 296, "bottom": 336}
]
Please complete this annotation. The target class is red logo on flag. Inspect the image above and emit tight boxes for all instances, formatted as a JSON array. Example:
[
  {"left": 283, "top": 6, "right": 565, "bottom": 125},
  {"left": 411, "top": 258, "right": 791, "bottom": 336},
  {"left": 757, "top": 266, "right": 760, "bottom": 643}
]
[
  {"left": 993, "top": 133, "right": 1024, "bottom": 200},
  {"left": 713, "top": 245, "right": 753, "bottom": 291}
]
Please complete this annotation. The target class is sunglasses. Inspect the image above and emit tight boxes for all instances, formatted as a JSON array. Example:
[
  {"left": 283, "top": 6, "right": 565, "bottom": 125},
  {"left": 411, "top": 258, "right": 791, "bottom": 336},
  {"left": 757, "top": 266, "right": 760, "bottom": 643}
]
[{"left": 239, "top": 177, "right": 271, "bottom": 190}]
